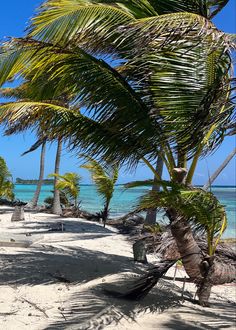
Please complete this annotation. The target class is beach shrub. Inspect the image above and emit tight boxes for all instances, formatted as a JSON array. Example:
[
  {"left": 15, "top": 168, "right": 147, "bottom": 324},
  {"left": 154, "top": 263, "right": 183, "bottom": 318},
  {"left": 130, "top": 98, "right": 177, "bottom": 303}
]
[
  {"left": 48, "top": 172, "right": 81, "bottom": 208},
  {"left": 81, "top": 156, "right": 118, "bottom": 226},
  {"left": 0, "top": 157, "right": 14, "bottom": 201}
]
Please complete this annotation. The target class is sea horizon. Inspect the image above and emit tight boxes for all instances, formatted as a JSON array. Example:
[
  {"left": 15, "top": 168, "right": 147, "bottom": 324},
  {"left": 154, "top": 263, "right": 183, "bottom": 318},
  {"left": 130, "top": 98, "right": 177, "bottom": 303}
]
[
  {"left": 13, "top": 184, "right": 236, "bottom": 238},
  {"left": 13, "top": 183, "right": 236, "bottom": 187}
]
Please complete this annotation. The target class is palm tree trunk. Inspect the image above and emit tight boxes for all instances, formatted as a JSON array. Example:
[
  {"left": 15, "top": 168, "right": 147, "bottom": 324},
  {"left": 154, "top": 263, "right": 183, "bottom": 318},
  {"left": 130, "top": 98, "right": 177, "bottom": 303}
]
[
  {"left": 145, "top": 157, "right": 163, "bottom": 225},
  {"left": 102, "top": 200, "right": 110, "bottom": 227},
  {"left": 203, "top": 148, "right": 236, "bottom": 190},
  {"left": 52, "top": 139, "right": 62, "bottom": 215},
  {"left": 167, "top": 208, "right": 236, "bottom": 305},
  {"left": 167, "top": 209, "right": 204, "bottom": 280},
  {"left": 26, "top": 142, "right": 46, "bottom": 208},
  {"left": 167, "top": 169, "right": 210, "bottom": 305}
]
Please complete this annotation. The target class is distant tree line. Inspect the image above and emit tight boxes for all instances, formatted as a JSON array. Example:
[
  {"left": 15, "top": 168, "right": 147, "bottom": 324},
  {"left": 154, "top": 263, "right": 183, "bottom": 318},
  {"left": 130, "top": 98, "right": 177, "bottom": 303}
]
[{"left": 16, "top": 178, "right": 54, "bottom": 185}]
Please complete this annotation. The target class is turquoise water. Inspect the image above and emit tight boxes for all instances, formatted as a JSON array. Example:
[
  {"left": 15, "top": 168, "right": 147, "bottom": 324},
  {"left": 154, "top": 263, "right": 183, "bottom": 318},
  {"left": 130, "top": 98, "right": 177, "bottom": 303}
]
[{"left": 14, "top": 184, "right": 235, "bottom": 238}]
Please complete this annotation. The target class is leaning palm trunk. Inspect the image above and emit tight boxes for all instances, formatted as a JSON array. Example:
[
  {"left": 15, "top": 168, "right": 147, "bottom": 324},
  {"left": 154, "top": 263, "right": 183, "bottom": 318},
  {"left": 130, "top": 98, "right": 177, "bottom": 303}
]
[
  {"left": 26, "top": 142, "right": 46, "bottom": 208},
  {"left": 124, "top": 216, "right": 236, "bottom": 306},
  {"left": 203, "top": 148, "right": 236, "bottom": 190},
  {"left": 52, "top": 139, "right": 62, "bottom": 215},
  {"left": 167, "top": 209, "right": 211, "bottom": 305},
  {"left": 108, "top": 222, "right": 235, "bottom": 305},
  {"left": 157, "top": 229, "right": 236, "bottom": 290},
  {"left": 145, "top": 157, "right": 163, "bottom": 225}
]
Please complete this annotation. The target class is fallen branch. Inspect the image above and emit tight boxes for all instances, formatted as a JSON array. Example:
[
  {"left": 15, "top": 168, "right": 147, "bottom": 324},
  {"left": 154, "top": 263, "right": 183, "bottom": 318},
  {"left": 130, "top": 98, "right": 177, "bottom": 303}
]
[
  {"left": 0, "top": 311, "right": 17, "bottom": 316},
  {"left": 20, "top": 298, "right": 48, "bottom": 318}
]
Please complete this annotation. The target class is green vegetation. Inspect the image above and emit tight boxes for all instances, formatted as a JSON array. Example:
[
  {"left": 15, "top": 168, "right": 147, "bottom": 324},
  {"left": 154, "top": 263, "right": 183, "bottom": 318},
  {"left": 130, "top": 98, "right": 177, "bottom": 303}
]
[
  {"left": 0, "top": 157, "right": 14, "bottom": 201},
  {"left": 48, "top": 172, "right": 81, "bottom": 208},
  {"left": 0, "top": 0, "right": 234, "bottom": 306},
  {"left": 81, "top": 156, "right": 118, "bottom": 226}
]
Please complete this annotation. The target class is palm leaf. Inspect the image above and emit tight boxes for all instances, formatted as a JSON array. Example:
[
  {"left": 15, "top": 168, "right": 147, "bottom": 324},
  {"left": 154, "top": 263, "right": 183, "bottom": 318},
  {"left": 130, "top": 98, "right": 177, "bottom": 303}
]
[
  {"left": 81, "top": 155, "right": 118, "bottom": 202},
  {"left": 22, "top": 138, "right": 47, "bottom": 155},
  {"left": 49, "top": 172, "right": 81, "bottom": 201},
  {"left": 30, "top": 1, "right": 135, "bottom": 53},
  {"left": 136, "top": 187, "right": 227, "bottom": 254}
]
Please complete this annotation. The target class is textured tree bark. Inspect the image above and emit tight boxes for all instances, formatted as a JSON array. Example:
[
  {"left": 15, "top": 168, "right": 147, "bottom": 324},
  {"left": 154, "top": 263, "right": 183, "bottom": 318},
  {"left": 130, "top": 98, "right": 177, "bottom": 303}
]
[
  {"left": 26, "top": 142, "right": 46, "bottom": 208},
  {"left": 167, "top": 209, "right": 204, "bottom": 280},
  {"left": 52, "top": 139, "right": 62, "bottom": 215},
  {"left": 167, "top": 209, "right": 215, "bottom": 306},
  {"left": 167, "top": 209, "right": 236, "bottom": 305},
  {"left": 145, "top": 157, "right": 163, "bottom": 225}
]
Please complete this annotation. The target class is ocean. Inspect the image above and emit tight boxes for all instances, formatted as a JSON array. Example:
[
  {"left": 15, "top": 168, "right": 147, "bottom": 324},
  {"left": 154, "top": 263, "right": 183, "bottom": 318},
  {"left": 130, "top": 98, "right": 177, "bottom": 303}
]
[{"left": 14, "top": 184, "right": 235, "bottom": 238}]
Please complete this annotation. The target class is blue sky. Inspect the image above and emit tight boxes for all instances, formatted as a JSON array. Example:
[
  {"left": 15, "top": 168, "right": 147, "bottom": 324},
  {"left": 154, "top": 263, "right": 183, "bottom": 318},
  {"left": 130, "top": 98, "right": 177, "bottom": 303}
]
[{"left": 0, "top": 1, "right": 235, "bottom": 185}]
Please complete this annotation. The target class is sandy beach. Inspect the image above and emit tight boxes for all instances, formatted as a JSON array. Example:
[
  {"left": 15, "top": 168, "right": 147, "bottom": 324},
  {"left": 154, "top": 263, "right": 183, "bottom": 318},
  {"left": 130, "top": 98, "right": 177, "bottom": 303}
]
[{"left": 0, "top": 206, "right": 235, "bottom": 330}]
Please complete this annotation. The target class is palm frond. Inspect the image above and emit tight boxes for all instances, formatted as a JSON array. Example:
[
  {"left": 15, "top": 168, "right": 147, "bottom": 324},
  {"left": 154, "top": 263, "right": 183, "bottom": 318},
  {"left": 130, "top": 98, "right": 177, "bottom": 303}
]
[
  {"left": 149, "top": 0, "right": 208, "bottom": 17},
  {"left": 22, "top": 138, "right": 47, "bottom": 156},
  {"left": 49, "top": 172, "right": 81, "bottom": 203},
  {"left": 80, "top": 155, "right": 118, "bottom": 202},
  {"left": 136, "top": 187, "right": 227, "bottom": 254},
  {"left": 29, "top": 0, "right": 135, "bottom": 53},
  {"left": 207, "top": 0, "right": 230, "bottom": 18},
  {"left": 124, "top": 179, "right": 185, "bottom": 190}
]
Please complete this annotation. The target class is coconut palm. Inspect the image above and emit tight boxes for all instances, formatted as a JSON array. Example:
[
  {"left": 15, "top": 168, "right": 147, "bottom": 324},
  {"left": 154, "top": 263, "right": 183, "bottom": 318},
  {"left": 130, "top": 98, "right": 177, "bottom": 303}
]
[
  {"left": 81, "top": 156, "right": 118, "bottom": 226},
  {"left": 0, "top": 156, "right": 14, "bottom": 201},
  {"left": 0, "top": 85, "right": 47, "bottom": 208},
  {"left": 49, "top": 172, "right": 81, "bottom": 208},
  {"left": 0, "top": 79, "right": 77, "bottom": 214},
  {"left": 0, "top": 0, "right": 235, "bottom": 305},
  {"left": 52, "top": 139, "right": 63, "bottom": 214},
  {"left": 145, "top": 157, "right": 163, "bottom": 225}
]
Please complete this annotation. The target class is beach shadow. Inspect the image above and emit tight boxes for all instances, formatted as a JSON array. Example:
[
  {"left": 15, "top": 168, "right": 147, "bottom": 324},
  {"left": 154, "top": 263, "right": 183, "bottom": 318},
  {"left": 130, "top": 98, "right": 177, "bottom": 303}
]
[
  {"left": 45, "top": 279, "right": 182, "bottom": 330},
  {"left": 177, "top": 300, "right": 236, "bottom": 329},
  {"left": 18, "top": 219, "right": 114, "bottom": 236},
  {"left": 0, "top": 244, "right": 140, "bottom": 286},
  {"left": 45, "top": 278, "right": 236, "bottom": 330},
  {"left": 160, "top": 317, "right": 205, "bottom": 329}
]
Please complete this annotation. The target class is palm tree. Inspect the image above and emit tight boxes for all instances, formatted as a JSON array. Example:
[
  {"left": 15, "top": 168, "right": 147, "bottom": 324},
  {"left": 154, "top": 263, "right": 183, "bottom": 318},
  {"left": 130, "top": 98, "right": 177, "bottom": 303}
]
[
  {"left": 24, "top": 140, "right": 47, "bottom": 208},
  {"left": 145, "top": 157, "right": 163, "bottom": 225},
  {"left": 0, "top": 156, "right": 14, "bottom": 201},
  {"left": 52, "top": 139, "right": 63, "bottom": 214},
  {"left": 49, "top": 172, "right": 81, "bottom": 208},
  {"left": 0, "top": 80, "right": 75, "bottom": 214},
  {"left": 0, "top": 0, "right": 235, "bottom": 305},
  {"left": 81, "top": 156, "right": 118, "bottom": 226},
  {"left": 0, "top": 86, "right": 47, "bottom": 208}
]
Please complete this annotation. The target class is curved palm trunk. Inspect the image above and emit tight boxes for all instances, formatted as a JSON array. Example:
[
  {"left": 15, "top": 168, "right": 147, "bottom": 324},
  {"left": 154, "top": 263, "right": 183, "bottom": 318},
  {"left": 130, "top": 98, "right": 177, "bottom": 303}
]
[
  {"left": 167, "top": 208, "right": 235, "bottom": 305},
  {"left": 203, "top": 148, "right": 236, "bottom": 190},
  {"left": 145, "top": 157, "right": 163, "bottom": 225},
  {"left": 26, "top": 142, "right": 46, "bottom": 208},
  {"left": 52, "top": 139, "right": 62, "bottom": 215},
  {"left": 165, "top": 168, "right": 235, "bottom": 305}
]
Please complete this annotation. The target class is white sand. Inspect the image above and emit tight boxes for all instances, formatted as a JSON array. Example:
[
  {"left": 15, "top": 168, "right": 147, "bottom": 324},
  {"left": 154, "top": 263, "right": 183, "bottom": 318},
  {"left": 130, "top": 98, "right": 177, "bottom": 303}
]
[{"left": 0, "top": 206, "right": 235, "bottom": 329}]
